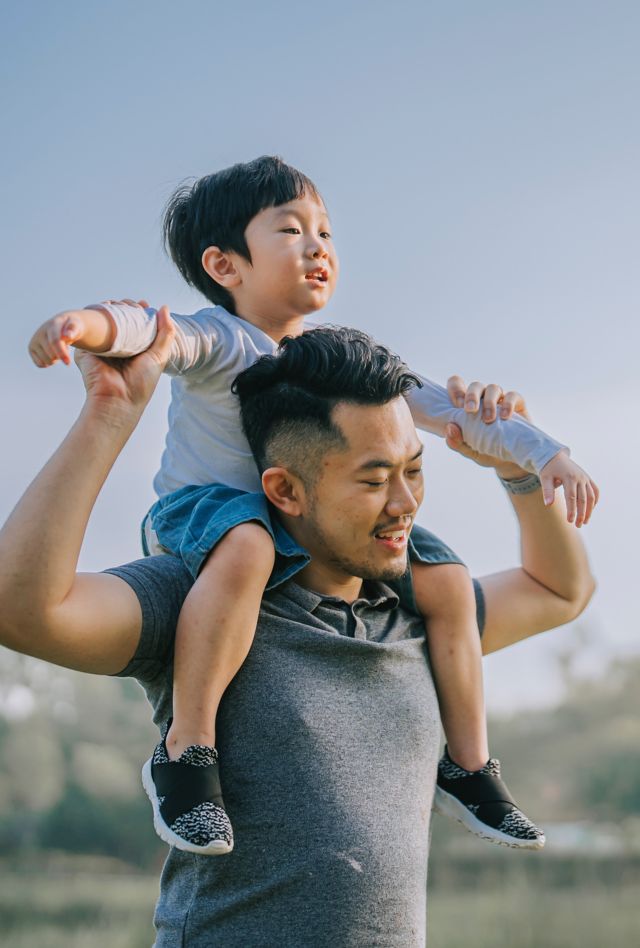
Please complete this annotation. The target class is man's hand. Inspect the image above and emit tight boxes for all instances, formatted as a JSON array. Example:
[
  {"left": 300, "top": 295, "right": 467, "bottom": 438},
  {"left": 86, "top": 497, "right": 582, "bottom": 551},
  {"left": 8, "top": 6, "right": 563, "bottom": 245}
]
[
  {"left": 443, "top": 384, "right": 599, "bottom": 527},
  {"left": 75, "top": 305, "right": 174, "bottom": 421},
  {"left": 447, "top": 375, "right": 528, "bottom": 423}
]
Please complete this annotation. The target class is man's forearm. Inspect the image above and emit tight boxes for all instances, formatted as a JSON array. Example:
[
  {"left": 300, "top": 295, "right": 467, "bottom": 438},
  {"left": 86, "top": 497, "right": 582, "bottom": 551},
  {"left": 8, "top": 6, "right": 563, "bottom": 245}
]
[{"left": 480, "top": 479, "right": 595, "bottom": 655}]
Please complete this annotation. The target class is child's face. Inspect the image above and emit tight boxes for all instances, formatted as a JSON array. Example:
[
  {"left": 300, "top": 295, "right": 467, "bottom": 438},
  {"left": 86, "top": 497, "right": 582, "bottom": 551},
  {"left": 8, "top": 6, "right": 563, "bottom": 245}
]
[{"left": 229, "top": 194, "right": 339, "bottom": 323}]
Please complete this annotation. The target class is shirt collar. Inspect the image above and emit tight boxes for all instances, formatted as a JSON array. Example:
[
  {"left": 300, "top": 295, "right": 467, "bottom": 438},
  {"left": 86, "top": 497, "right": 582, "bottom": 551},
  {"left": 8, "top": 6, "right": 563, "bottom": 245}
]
[{"left": 278, "top": 579, "right": 400, "bottom": 613}]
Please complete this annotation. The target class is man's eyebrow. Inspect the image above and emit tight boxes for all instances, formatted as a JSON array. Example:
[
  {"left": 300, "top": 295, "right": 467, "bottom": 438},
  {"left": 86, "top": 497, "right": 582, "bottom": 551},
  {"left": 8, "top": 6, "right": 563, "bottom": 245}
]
[{"left": 357, "top": 445, "right": 423, "bottom": 471}]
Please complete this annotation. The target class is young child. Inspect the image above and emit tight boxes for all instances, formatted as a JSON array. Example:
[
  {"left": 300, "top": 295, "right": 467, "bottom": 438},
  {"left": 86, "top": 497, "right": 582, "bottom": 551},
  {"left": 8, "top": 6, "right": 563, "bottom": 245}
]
[{"left": 29, "top": 156, "right": 597, "bottom": 857}]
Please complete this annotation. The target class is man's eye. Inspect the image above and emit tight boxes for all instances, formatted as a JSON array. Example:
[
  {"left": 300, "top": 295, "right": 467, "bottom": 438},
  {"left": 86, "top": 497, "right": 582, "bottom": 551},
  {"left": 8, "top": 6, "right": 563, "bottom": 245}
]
[
  {"left": 407, "top": 468, "right": 423, "bottom": 478},
  {"left": 363, "top": 480, "right": 386, "bottom": 488}
]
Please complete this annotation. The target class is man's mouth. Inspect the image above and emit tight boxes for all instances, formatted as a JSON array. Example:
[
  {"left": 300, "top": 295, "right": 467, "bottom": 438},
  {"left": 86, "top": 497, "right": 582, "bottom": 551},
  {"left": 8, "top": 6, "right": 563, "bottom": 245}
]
[
  {"left": 305, "top": 267, "right": 329, "bottom": 283},
  {"left": 373, "top": 524, "right": 410, "bottom": 550}
]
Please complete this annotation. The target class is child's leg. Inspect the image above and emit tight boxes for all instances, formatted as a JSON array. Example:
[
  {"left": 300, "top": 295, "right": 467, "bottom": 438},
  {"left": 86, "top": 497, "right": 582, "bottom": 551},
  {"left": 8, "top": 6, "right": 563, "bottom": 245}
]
[
  {"left": 166, "top": 522, "right": 275, "bottom": 759},
  {"left": 413, "top": 561, "right": 545, "bottom": 850},
  {"left": 142, "top": 521, "right": 275, "bottom": 857},
  {"left": 413, "top": 563, "right": 489, "bottom": 771}
]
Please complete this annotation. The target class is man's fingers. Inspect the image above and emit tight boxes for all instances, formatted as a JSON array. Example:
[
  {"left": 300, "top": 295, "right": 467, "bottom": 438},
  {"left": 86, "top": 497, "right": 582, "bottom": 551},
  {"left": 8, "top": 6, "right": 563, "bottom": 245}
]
[
  {"left": 464, "top": 381, "right": 485, "bottom": 413},
  {"left": 149, "top": 306, "right": 175, "bottom": 365},
  {"left": 499, "top": 390, "right": 524, "bottom": 420},
  {"left": 481, "top": 384, "right": 503, "bottom": 423},
  {"left": 447, "top": 375, "right": 467, "bottom": 409},
  {"left": 444, "top": 422, "right": 475, "bottom": 459}
]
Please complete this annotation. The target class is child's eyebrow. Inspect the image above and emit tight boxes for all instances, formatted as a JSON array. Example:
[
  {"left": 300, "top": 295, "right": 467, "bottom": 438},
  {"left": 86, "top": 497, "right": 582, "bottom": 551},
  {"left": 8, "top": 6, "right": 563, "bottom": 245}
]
[{"left": 272, "top": 206, "right": 331, "bottom": 224}]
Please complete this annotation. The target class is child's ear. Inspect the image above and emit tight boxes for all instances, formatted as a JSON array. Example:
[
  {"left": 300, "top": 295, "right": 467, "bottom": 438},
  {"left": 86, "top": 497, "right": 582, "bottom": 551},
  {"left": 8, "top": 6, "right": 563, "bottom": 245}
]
[
  {"left": 201, "top": 246, "right": 242, "bottom": 288},
  {"left": 262, "top": 467, "right": 306, "bottom": 518}
]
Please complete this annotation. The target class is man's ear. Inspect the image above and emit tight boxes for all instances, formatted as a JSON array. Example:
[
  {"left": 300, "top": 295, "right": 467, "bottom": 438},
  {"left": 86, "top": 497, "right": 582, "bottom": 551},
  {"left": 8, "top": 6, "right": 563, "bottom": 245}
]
[
  {"left": 262, "top": 467, "right": 306, "bottom": 517},
  {"left": 201, "top": 246, "right": 242, "bottom": 288}
]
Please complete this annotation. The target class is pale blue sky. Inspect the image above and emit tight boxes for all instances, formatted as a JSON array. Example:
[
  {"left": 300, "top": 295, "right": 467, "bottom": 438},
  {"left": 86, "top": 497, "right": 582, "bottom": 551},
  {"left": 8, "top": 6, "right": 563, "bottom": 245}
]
[{"left": 1, "top": 1, "right": 638, "bottom": 709}]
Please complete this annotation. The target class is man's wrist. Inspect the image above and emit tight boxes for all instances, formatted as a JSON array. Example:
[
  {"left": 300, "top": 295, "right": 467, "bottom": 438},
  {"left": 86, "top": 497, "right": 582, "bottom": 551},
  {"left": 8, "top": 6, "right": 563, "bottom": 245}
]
[
  {"left": 497, "top": 471, "right": 542, "bottom": 495},
  {"left": 80, "top": 398, "right": 145, "bottom": 437}
]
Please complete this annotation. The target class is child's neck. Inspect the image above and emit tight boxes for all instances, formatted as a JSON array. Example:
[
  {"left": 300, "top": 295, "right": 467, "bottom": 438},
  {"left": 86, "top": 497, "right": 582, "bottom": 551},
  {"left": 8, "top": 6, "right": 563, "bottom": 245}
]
[{"left": 233, "top": 307, "right": 307, "bottom": 344}]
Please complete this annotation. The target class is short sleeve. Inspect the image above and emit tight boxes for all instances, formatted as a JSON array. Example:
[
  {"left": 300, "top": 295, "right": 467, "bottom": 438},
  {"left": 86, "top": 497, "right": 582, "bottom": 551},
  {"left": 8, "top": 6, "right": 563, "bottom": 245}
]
[{"left": 104, "top": 555, "right": 193, "bottom": 680}]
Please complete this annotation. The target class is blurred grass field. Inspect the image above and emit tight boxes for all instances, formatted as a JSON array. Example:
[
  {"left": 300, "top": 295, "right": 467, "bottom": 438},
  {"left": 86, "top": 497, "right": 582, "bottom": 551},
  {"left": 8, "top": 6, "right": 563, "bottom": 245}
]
[{"left": 1, "top": 860, "right": 639, "bottom": 947}]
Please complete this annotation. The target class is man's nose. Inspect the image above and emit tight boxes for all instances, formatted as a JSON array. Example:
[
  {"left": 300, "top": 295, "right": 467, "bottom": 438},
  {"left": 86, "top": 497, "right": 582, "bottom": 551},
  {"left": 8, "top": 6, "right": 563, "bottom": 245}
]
[{"left": 385, "top": 481, "right": 419, "bottom": 518}]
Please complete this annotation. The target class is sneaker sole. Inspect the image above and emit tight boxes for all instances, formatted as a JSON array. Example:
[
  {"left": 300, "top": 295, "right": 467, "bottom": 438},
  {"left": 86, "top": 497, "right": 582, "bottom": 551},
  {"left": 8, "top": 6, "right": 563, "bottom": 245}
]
[
  {"left": 434, "top": 786, "right": 545, "bottom": 850},
  {"left": 141, "top": 758, "right": 233, "bottom": 856}
]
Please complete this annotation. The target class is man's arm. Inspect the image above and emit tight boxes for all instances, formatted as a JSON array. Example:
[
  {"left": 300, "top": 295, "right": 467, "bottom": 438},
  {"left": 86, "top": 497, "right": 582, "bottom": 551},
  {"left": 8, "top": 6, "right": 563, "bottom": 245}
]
[
  {"left": 0, "top": 309, "right": 176, "bottom": 674},
  {"left": 442, "top": 422, "right": 596, "bottom": 656}
]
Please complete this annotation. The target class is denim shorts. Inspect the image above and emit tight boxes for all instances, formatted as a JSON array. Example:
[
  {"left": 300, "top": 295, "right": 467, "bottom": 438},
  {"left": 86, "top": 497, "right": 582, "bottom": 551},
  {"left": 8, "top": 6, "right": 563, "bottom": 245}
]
[{"left": 143, "top": 483, "right": 465, "bottom": 592}]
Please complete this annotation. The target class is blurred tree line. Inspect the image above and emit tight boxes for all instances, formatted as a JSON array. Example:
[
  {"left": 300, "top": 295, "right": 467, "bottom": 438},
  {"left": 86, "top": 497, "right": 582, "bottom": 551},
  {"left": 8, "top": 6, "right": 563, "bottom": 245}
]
[{"left": 0, "top": 651, "right": 639, "bottom": 869}]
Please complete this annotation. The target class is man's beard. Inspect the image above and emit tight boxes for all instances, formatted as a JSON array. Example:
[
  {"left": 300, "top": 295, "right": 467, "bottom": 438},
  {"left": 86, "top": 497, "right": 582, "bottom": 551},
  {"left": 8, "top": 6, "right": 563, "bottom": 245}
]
[{"left": 306, "top": 509, "right": 409, "bottom": 583}]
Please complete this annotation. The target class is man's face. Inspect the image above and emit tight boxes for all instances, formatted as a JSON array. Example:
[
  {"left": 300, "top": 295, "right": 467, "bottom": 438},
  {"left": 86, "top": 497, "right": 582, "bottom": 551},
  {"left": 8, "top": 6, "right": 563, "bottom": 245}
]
[
  {"left": 298, "top": 398, "right": 425, "bottom": 584},
  {"left": 231, "top": 194, "right": 339, "bottom": 322}
]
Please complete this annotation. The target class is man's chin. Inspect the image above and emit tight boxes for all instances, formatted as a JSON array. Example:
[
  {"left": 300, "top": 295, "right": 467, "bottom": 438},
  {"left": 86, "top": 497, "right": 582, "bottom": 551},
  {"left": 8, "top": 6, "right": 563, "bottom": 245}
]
[{"left": 356, "top": 555, "right": 409, "bottom": 583}]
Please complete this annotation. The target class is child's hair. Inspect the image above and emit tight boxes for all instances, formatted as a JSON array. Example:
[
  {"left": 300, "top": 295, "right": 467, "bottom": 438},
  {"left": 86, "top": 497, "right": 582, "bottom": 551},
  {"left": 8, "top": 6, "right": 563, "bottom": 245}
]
[
  {"left": 163, "top": 156, "right": 321, "bottom": 313},
  {"left": 232, "top": 326, "right": 422, "bottom": 484}
]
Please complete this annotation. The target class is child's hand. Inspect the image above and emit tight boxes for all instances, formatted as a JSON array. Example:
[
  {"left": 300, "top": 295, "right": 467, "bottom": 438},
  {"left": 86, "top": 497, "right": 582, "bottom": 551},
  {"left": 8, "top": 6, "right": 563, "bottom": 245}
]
[
  {"left": 539, "top": 452, "right": 599, "bottom": 527},
  {"left": 29, "top": 307, "right": 117, "bottom": 367},
  {"left": 29, "top": 311, "right": 88, "bottom": 367}
]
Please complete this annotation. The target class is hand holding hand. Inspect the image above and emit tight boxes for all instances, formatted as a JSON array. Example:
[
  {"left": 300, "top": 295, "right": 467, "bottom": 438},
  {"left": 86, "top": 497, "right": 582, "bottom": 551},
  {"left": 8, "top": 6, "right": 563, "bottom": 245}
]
[{"left": 444, "top": 379, "right": 599, "bottom": 527}]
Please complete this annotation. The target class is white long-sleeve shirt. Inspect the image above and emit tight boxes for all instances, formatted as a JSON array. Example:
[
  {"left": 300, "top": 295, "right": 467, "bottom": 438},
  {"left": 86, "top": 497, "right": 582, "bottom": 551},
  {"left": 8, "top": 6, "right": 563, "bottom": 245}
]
[{"left": 97, "top": 302, "right": 566, "bottom": 498}]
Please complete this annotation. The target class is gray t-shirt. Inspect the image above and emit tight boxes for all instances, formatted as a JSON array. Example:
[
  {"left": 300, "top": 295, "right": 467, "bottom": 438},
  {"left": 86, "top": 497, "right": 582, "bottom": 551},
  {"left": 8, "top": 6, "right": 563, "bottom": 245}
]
[{"left": 110, "top": 555, "right": 480, "bottom": 947}]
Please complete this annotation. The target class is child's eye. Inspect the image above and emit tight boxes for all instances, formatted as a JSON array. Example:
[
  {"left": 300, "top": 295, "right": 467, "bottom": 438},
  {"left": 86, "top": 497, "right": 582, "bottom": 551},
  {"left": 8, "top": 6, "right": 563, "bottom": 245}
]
[
  {"left": 320, "top": 231, "right": 332, "bottom": 240},
  {"left": 281, "top": 227, "right": 301, "bottom": 235}
]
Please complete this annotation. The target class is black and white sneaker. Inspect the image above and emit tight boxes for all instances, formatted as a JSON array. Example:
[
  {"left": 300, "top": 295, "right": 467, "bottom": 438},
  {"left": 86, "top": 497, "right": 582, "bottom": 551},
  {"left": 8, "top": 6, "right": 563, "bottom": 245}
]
[
  {"left": 434, "top": 749, "right": 545, "bottom": 850},
  {"left": 141, "top": 733, "right": 234, "bottom": 856}
]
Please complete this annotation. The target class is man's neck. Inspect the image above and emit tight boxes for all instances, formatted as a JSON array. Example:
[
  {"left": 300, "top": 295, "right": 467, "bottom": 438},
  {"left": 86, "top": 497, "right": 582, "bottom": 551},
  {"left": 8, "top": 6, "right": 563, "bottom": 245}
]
[{"left": 293, "top": 560, "right": 364, "bottom": 604}]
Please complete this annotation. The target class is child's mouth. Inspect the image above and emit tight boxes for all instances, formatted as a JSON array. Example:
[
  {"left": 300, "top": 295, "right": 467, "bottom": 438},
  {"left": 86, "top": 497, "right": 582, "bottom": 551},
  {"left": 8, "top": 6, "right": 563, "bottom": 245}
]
[{"left": 305, "top": 268, "right": 328, "bottom": 283}]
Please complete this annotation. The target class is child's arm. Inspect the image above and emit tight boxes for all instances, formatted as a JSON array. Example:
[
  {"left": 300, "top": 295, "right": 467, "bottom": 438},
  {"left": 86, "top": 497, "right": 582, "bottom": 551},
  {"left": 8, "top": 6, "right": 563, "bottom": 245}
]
[
  {"left": 404, "top": 371, "right": 598, "bottom": 526},
  {"left": 29, "top": 301, "right": 225, "bottom": 376}
]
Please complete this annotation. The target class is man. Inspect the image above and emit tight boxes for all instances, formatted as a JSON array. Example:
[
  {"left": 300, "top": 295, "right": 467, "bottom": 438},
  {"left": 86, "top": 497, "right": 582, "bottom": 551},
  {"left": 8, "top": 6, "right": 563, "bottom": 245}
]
[{"left": 0, "top": 315, "right": 595, "bottom": 946}]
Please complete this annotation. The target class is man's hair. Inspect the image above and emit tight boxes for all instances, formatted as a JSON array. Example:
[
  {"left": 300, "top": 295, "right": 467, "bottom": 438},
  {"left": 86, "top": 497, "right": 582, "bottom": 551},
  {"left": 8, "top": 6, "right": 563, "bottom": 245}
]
[
  {"left": 232, "top": 326, "right": 422, "bottom": 484},
  {"left": 163, "top": 156, "right": 320, "bottom": 313}
]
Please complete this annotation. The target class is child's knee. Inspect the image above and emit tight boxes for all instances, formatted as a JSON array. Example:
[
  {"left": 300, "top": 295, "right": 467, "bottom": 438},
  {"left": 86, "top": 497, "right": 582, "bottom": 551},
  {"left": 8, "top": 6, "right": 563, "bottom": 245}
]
[
  {"left": 412, "top": 562, "right": 475, "bottom": 621},
  {"left": 202, "top": 522, "right": 276, "bottom": 583}
]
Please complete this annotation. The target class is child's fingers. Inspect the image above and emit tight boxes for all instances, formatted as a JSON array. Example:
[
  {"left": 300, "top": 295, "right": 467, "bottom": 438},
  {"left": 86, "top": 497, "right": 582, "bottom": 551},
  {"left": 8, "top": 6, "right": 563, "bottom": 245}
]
[
  {"left": 582, "top": 479, "right": 598, "bottom": 525},
  {"left": 563, "top": 476, "right": 578, "bottom": 523},
  {"left": 539, "top": 472, "right": 556, "bottom": 507},
  {"left": 446, "top": 375, "right": 467, "bottom": 409}
]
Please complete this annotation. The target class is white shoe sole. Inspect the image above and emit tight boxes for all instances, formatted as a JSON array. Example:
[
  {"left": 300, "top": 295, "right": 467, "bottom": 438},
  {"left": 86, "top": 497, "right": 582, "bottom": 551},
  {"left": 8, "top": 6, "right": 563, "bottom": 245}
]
[
  {"left": 434, "top": 786, "right": 545, "bottom": 850},
  {"left": 141, "top": 758, "right": 233, "bottom": 856}
]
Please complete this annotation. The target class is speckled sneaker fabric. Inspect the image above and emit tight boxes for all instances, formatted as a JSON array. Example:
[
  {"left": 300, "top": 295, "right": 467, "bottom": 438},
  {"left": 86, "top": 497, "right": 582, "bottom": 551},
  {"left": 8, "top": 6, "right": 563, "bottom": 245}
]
[
  {"left": 142, "top": 732, "right": 234, "bottom": 856},
  {"left": 434, "top": 749, "right": 545, "bottom": 850}
]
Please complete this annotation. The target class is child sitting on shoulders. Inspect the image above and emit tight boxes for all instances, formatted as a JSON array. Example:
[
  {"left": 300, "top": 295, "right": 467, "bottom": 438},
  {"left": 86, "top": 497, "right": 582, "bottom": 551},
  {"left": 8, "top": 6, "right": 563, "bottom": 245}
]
[{"left": 29, "top": 156, "right": 597, "bottom": 856}]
